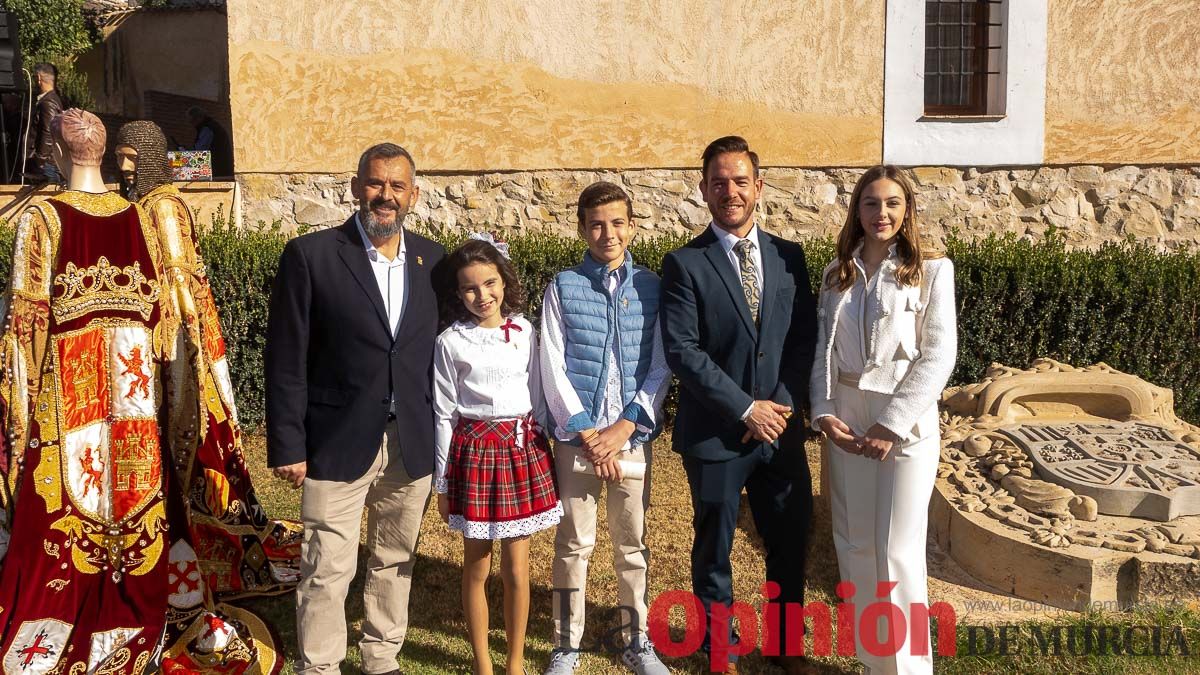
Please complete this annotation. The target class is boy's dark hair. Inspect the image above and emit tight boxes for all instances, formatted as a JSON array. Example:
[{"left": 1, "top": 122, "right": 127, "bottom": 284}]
[
  {"left": 701, "top": 135, "right": 760, "bottom": 180},
  {"left": 437, "top": 238, "right": 526, "bottom": 326},
  {"left": 575, "top": 181, "right": 632, "bottom": 231}
]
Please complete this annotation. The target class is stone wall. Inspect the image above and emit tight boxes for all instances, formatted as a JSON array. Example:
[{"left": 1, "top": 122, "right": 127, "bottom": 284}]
[{"left": 239, "top": 165, "right": 1200, "bottom": 250}]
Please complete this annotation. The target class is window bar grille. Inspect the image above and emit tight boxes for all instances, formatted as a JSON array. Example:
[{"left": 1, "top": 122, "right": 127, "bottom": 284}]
[{"left": 924, "top": 0, "right": 1003, "bottom": 115}]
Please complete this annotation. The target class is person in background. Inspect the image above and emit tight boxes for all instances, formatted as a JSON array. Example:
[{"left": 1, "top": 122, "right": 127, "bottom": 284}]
[
  {"left": 187, "top": 105, "right": 233, "bottom": 177},
  {"left": 24, "top": 62, "right": 64, "bottom": 184}
]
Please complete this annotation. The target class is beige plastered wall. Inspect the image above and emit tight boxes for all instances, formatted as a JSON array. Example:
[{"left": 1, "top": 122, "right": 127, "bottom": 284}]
[
  {"left": 1045, "top": 1, "right": 1200, "bottom": 164},
  {"left": 226, "top": 0, "right": 883, "bottom": 173}
]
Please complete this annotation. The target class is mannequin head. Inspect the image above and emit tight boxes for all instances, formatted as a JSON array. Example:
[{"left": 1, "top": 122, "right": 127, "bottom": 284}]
[
  {"left": 50, "top": 109, "right": 108, "bottom": 193},
  {"left": 115, "top": 121, "right": 172, "bottom": 200},
  {"left": 50, "top": 109, "right": 105, "bottom": 169}
]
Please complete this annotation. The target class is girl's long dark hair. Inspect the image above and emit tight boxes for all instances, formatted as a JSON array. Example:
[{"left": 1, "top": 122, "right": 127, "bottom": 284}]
[{"left": 436, "top": 239, "right": 526, "bottom": 328}]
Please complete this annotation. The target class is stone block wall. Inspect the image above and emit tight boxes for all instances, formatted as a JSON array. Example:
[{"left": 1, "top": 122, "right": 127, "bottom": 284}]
[{"left": 238, "top": 165, "right": 1200, "bottom": 249}]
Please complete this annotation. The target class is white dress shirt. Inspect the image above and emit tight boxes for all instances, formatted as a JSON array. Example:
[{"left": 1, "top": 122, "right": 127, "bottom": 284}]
[
  {"left": 710, "top": 222, "right": 764, "bottom": 421},
  {"left": 539, "top": 266, "right": 671, "bottom": 448},
  {"left": 834, "top": 250, "right": 889, "bottom": 375},
  {"left": 432, "top": 316, "right": 546, "bottom": 491},
  {"left": 355, "top": 214, "right": 407, "bottom": 336},
  {"left": 710, "top": 222, "right": 764, "bottom": 293}
]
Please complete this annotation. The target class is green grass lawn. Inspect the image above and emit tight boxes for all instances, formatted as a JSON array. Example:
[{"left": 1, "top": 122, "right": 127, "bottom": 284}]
[{"left": 238, "top": 434, "right": 1200, "bottom": 674}]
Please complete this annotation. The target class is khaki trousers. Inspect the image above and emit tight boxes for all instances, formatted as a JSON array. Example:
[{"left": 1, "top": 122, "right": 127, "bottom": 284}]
[
  {"left": 551, "top": 440, "right": 652, "bottom": 650},
  {"left": 296, "top": 428, "right": 432, "bottom": 675}
]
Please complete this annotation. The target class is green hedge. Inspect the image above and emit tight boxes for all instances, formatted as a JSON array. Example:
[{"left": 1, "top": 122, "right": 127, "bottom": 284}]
[{"left": 0, "top": 221, "right": 1197, "bottom": 427}]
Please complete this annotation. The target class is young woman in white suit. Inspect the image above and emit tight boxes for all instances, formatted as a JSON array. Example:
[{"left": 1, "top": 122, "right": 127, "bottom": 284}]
[{"left": 810, "top": 165, "right": 958, "bottom": 675}]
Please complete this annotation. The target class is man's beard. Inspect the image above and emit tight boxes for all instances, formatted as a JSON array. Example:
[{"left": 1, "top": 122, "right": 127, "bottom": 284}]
[{"left": 360, "top": 201, "right": 406, "bottom": 239}]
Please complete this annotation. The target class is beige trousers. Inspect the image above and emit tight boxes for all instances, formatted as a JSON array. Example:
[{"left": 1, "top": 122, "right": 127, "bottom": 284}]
[
  {"left": 551, "top": 440, "right": 652, "bottom": 650},
  {"left": 295, "top": 428, "right": 432, "bottom": 675}
]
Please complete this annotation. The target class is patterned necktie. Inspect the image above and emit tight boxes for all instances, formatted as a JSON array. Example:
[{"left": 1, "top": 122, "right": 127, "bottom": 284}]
[{"left": 733, "top": 239, "right": 760, "bottom": 323}]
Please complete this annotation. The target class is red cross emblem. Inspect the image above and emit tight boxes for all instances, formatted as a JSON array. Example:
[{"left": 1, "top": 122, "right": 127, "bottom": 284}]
[
  {"left": 500, "top": 317, "right": 522, "bottom": 343},
  {"left": 18, "top": 632, "right": 53, "bottom": 667}
]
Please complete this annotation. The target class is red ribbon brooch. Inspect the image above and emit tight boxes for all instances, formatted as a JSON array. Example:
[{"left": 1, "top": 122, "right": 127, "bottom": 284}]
[{"left": 500, "top": 317, "right": 522, "bottom": 343}]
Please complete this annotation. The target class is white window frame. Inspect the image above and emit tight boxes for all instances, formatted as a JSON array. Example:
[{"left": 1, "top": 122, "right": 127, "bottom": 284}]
[{"left": 883, "top": 0, "right": 1048, "bottom": 166}]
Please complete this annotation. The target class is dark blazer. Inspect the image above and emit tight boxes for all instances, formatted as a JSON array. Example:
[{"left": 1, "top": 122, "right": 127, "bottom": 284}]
[
  {"left": 266, "top": 217, "right": 446, "bottom": 481},
  {"left": 660, "top": 226, "right": 818, "bottom": 463}
]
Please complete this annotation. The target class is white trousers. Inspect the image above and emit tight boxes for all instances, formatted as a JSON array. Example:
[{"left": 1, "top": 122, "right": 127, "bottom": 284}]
[{"left": 827, "top": 382, "right": 939, "bottom": 675}]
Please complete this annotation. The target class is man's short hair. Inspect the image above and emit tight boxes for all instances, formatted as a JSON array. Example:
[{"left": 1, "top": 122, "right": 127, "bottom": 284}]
[
  {"left": 186, "top": 105, "right": 207, "bottom": 121},
  {"left": 357, "top": 143, "right": 416, "bottom": 177},
  {"left": 33, "top": 63, "right": 57, "bottom": 82},
  {"left": 576, "top": 181, "right": 632, "bottom": 230},
  {"left": 701, "top": 135, "right": 760, "bottom": 180}
]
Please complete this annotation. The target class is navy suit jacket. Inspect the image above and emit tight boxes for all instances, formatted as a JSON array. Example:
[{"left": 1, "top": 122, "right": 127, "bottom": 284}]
[
  {"left": 265, "top": 217, "right": 446, "bottom": 481},
  {"left": 661, "top": 226, "right": 817, "bottom": 465}
]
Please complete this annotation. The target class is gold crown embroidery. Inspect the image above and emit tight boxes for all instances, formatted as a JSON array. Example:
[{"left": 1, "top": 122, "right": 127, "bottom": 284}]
[{"left": 52, "top": 257, "right": 162, "bottom": 323}]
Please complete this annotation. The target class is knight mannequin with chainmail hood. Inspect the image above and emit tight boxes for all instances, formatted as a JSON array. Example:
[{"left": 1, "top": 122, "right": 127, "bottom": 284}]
[{"left": 115, "top": 121, "right": 174, "bottom": 202}]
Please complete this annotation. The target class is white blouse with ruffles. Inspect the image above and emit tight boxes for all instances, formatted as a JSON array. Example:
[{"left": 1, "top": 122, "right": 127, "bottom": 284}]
[{"left": 431, "top": 315, "right": 547, "bottom": 489}]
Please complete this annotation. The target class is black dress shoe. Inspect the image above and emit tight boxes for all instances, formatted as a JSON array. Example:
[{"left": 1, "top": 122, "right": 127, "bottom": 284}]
[{"left": 362, "top": 670, "right": 400, "bottom": 675}]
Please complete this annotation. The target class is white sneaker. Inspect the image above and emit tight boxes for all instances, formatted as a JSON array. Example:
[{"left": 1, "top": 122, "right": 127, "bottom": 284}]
[
  {"left": 621, "top": 639, "right": 670, "bottom": 675},
  {"left": 542, "top": 648, "right": 580, "bottom": 675}
]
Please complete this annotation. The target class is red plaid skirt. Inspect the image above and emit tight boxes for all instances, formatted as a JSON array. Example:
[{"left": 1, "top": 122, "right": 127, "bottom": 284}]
[{"left": 445, "top": 416, "right": 561, "bottom": 538}]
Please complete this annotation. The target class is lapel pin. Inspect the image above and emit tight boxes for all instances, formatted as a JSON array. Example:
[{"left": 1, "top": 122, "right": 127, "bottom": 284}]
[{"left": 417, "top": 256, "right": 423, "bottom": 266}]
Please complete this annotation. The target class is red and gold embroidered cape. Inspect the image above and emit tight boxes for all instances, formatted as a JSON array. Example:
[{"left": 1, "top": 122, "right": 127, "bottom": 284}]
[{"left": 0, "top": 188, "right": 300, "bottom": 674}]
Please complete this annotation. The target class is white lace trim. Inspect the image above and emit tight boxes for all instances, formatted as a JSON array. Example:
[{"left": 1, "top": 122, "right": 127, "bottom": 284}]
[
  {"left": 447, "top": 315, "right": 531, "bottom": 347},
  {"left": 449, "top": 501, "right": 563, "bottom": 540}
]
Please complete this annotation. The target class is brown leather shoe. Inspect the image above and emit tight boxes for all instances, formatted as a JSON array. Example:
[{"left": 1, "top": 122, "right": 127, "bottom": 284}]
[{"left": 768, "top": 654, "right": 814, "bottom": 674}]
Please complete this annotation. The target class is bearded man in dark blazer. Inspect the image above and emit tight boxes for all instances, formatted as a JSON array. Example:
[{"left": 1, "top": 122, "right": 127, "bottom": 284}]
[
  {"left": 266, "top": 143, "right": 445, "bottom": 675},
  {"left": 660, "top": 136, "right": 818, "bottom": 674}
]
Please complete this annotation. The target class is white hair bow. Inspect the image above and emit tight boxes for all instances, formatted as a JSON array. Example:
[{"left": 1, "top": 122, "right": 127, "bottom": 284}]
[{"left": 468, "top": 231, "right": 511, "bottom": 260}]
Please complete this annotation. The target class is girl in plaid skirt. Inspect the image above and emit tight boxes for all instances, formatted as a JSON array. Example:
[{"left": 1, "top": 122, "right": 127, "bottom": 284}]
[{"left": 433, "top": 236, "right": 563, "bottom": 675}]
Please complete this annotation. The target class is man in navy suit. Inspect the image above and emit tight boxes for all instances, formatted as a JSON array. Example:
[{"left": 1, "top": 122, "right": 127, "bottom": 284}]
[
  {"left": 660, "top": 136, "right": 817, "bottom": 674},
  {"left": 266, "top": 143, "right": 445, "bottom": 675}
]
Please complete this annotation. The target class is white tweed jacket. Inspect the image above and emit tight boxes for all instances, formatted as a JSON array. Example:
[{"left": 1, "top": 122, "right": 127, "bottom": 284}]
[{"left": 809, "top": 255, "right": 957, "bottom": 442}]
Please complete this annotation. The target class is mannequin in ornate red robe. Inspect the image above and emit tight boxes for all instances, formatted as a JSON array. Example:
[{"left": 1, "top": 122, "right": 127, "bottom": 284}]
[{"left": 0, "top": 111, "right": 299, "bottom": 674}]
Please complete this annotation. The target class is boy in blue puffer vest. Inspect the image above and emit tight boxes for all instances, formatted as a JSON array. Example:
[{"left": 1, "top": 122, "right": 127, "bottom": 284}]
[{"left": 539, "top": 182, "right": 672, "bottom": 675}]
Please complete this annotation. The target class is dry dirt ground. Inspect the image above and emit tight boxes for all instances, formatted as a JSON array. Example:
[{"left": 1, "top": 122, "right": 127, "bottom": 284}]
[{"left": 238, "top": 433, "right": 1080, "bottom": 674}]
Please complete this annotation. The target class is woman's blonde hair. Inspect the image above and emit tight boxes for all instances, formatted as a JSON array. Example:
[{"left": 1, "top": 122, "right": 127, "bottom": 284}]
[{"left": 826, "top": 164, "right": 925, "bottom": 291}]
